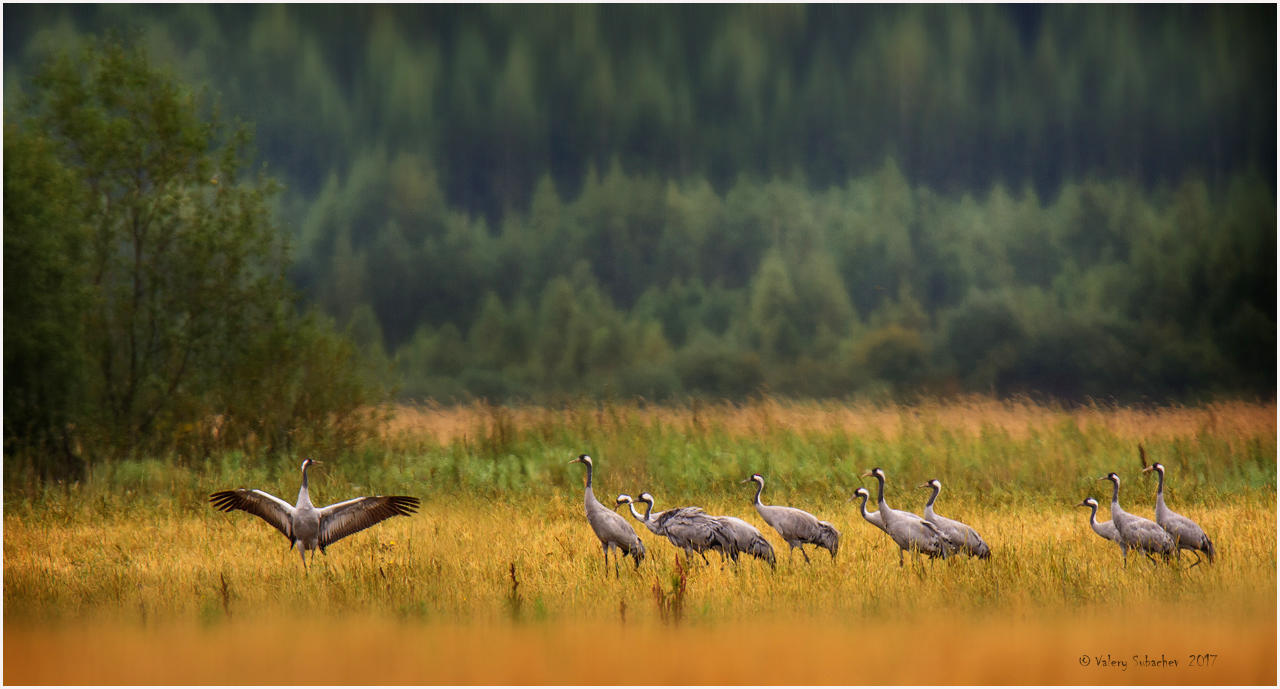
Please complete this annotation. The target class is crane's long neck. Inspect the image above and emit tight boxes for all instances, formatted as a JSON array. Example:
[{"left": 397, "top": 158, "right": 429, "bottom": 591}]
[
  {"left": 1085, "top": 502, "right": 1099, "bottom": 527},
  {"left": 1154, "top": 468, "right": 1167, "bottom": 510},
  {"left": 1107, "top": 478, "right": 1123, "bottom": 517},
  {"left": 926, "top": 484, "right": 940, "bottom": 509},
  {"left": 582, "top": 462, "right": 597, "bottom": 507},
  {"left": 753, "top": 479, "right": 765, "bottom": 507},
  {"left": 857, "top": 494, "right": 873, "bottom": 520},
  {"left": 874, "top": 474, "right": 888, "bottom": 511},
  {"left": 298, "top": 464, "right": 313, "bottom": 508},
  {"left": 628, "top": 501, "right": 647, "bottom": 522}
]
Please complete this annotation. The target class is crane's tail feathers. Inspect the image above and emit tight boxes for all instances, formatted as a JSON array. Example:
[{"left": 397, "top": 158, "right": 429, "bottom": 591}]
[
  {"left": 627, "top": 541, "right": 646, "bottom": 568},
  {"left": 1205, "top": 537, "right": 1216, "bottom": 563},
  {"left": 749, "top": 535, "right": 777, "bottom": 566}
]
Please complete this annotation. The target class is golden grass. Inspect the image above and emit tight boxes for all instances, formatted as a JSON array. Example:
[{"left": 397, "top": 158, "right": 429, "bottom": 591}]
[
  {"left": 5, "top": 399, "right": 1275, "bottom": 684},
  {"left": 382, "top": 397, "right": 1277, "bottom": 444},
  {"left": 5, "top": 492, "right": 1275, "bottom": 684}
]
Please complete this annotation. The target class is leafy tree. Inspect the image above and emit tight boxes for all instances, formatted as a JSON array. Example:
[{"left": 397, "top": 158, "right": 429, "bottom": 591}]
[
  {"left": 3, "top": 121, "right": 90, "bottom": 476},
  {"left": 6, "top": 36, "right": 380, "bottom": 471}
]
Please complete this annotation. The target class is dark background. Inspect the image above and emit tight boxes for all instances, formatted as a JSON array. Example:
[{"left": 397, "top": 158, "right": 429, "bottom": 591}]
[{"left": 5, "top": 4, "right": 1276, "bottom": 404}]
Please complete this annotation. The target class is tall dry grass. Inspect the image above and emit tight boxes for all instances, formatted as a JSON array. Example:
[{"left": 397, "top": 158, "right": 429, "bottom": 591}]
[{"left": 4, "top": 399, "right": 1275, "bottom": 684}]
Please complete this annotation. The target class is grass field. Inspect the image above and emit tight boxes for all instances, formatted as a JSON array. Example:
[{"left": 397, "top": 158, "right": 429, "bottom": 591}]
[{"left": 4, "top": 398, "right": 1275, "bottom": 684}]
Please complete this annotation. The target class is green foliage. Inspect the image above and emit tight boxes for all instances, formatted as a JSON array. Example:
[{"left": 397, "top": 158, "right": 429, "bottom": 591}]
[
  {"left": 4, "top": 8, "right": 1274, "bottom": 406},
  {"left": 3, "top": 121, "right": 91, "bottom": 475},
  {"left": 4, "top": 36, "right": 382, "bottom": 475}
]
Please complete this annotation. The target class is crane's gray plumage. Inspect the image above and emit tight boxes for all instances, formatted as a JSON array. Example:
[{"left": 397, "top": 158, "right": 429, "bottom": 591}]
[
  {"left": 1142, "top": 461, "right": 1215, "bottom": 567},
  {"left": 631, "top": 492, "right": 736, "bottom": 564},
  {"left": 1077, "top": 497, "right": 1122, "bottom": 554},
  {"left": 850, "top": 487, "right": 887, "bottom": 533},
  {"left": 209, "top": 457, "right": 419, "bottom": 568},
  {"left": 1098, "top": 472, "right": 1175, "bottom": 567},
  {"left": 569, "top": 455, "right": 645, "bottom": 576},
  {"left": 744, "top": 474, "right": 839, "bottom": 562},
  {"left": 714, "top": 515, "right": 776, "bottom": 568},
  {"left": 860, "top": 468, "right": 947, "bottom": 566},
  {"left": 918, "top": 479, "right": 991, "bottom": 559}
]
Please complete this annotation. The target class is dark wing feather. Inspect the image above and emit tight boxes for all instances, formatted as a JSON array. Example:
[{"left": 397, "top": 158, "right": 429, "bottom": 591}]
[
  {"left": 209, "top": 489, "right": 295, "bottom": 542},
  {"left": 317, "top": 495, "right": 420, "bottom": 547}
]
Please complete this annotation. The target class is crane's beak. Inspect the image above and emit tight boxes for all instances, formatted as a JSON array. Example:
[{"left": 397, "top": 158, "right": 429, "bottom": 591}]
[
  {"left": 740, "top": 478, "right": 751, "bottom": 484},
  {"left": 1076, "top": 500, "right": 1088, "bottom": 508},
  {"left": 568, "top": 458, "right": 580, "bottom": 465},
  {"left": 859, "top": 470, "right": 873, "bottom": 478},
  {"left": 916, "top": 482, "right": 930, "bottom": 489},
  {"left": 1140, "top": 465, "right": 1154, "bottom": 473}
]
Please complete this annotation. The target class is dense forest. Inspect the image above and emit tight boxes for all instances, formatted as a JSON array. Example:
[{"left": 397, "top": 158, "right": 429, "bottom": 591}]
[{"left": 5, "top": 5, "right": 1276, "bottom": 412}]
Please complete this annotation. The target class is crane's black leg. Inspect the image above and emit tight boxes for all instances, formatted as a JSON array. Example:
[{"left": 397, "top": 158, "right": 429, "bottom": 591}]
[
  {"left": 799, "top": 545, "right": 811, "bottom": 564},
  {"left": 1186, "top": 551, "right": 1203, "bottom": 570},
  {"left": 898, "top": 549, "right": 905, "bottom": 567},
  {"left": 1144, "top": 552, "right": 1158, "bottom": 566}
]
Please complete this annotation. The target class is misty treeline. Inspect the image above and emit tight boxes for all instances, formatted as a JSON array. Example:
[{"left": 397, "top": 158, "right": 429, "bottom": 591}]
[
  {"left": 3, "top": 5, "right": 1275, "bottom": 473},
  {"left": 9, "top": 5, "right": 1272, "bottom": 211},
  {"left": 318, "top": 158, "right": 1274, "bottom": 404}
]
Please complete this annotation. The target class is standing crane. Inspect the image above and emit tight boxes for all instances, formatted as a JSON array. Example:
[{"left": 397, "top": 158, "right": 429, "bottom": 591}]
[
  {"left": 859, "top": 467, "right": 946, "bottom": 566},
  {"left": 743, "top": 474, "right": 839, "bottom": 562},
  {"left": 568, "top": 455, "right": 645, "bottom": 576},
  {"left": 209, "top": 457, "right": 419, "bottom": 569},
  {"left": 630, "top": 492, "right": 736, "bottom": 564},
  {"left": 1141, "top": 455, "right": 1216, "bottom": 567},
  {"left": 918, "top": 479, "right": 991, "bottom": 559},
  {"left": 1097, "top": 472, "right": 1176, "bottom": 567},
  {"left": 1077, "top": 497, "right": 1123, "bottom": 555}
]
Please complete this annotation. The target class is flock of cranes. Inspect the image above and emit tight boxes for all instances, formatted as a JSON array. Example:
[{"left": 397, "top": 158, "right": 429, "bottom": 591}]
[
  {"left": 566, "top": 454, "right": 990, "bottom": 573},
  {"left": 1076, "top": 448, "right": 1216, "bottom": 568},
  {"left": 206, "top": 448, "right": 1215, "bottom": 575}
]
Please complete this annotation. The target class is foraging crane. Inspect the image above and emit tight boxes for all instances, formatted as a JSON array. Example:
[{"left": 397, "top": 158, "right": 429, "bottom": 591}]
[
  {"left": 859, "top": 467, "right": 947, "bottom": 566},
  {"left": 209, "top": 457, "right": 419, "bottom": 568},
  {"left": 743, "top": 474, "right": 839, "bottom": 562},
  {"left": 569, "top": 455, "right": 645, "bottom": 576},
  {"left": 850, "top": 487, "right": 887, "bottom": 533},
  {"left": 1141, "top": 459, "right": 1216, "bottom": 567},
  {"left": 1077, "top": 497, "right": 1123, "bottom": 555},
  {"left": 620, "top": 494, "right": 771, "bottom": 567},
  {"left": 630, "top": 492, "right": 736, "bottom": 564},
  {"left": 918, "top": 479, "right": 991, "bottom": 559},
  {"left": 1097, "top": 472, "right": 1175, "bottom": 567}
]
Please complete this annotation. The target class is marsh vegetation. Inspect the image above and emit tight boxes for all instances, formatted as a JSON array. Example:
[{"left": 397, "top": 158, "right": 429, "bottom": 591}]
[{"left": 5, "top": 399, "right": 1274, "bottom": 683}]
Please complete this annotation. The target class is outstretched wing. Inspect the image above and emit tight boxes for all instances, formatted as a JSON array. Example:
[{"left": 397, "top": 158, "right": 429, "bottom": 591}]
[
  {"left": 317, "top": 495, "right": 420, "bottom": 547},
  {"left": 210, "top": 489, "right": 295, "bottom": 542}
]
